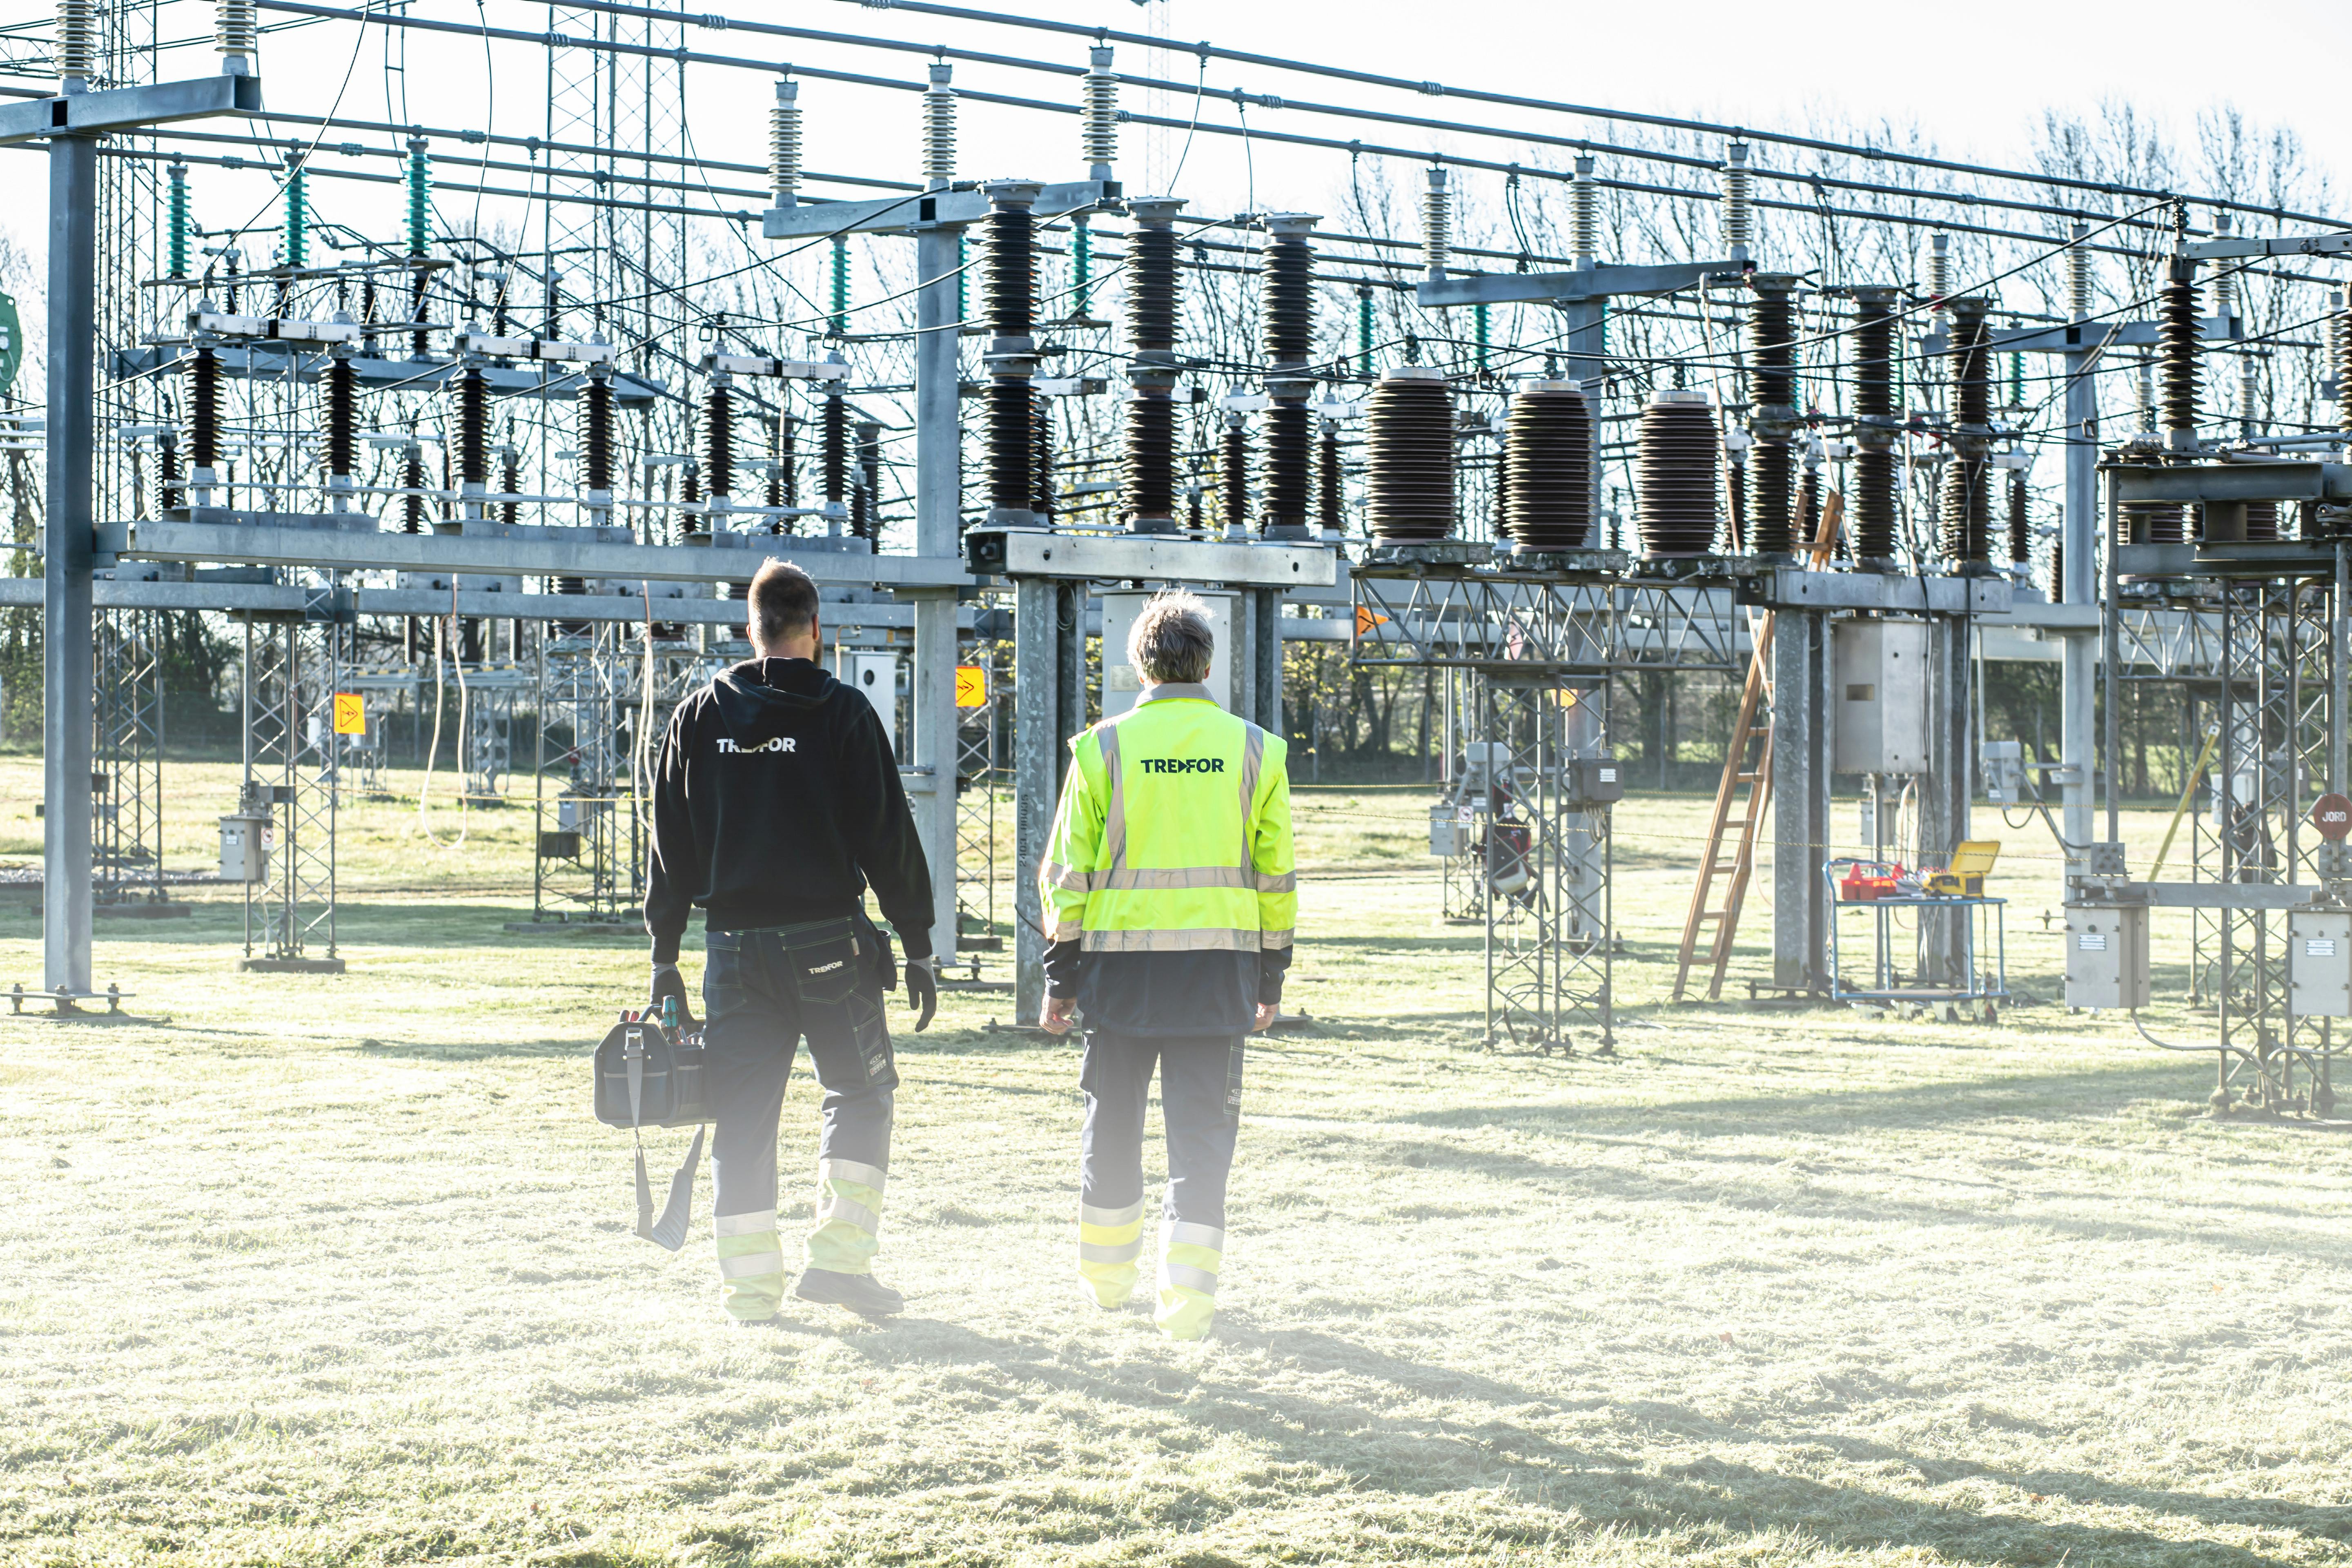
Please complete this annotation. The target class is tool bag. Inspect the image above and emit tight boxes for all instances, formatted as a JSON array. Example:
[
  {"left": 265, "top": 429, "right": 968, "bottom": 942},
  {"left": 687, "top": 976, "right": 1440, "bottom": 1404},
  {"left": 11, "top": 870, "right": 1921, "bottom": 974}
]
[{"left": 593, "top": 1010, "right": 713, "bottom": 1252}]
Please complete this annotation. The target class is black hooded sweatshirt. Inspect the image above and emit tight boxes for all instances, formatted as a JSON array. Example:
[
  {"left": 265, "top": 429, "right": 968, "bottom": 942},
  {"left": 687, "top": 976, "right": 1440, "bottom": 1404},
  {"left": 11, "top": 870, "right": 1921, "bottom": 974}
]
[{"left": 646, "top": 657, "right": 933, "bottom": 964}]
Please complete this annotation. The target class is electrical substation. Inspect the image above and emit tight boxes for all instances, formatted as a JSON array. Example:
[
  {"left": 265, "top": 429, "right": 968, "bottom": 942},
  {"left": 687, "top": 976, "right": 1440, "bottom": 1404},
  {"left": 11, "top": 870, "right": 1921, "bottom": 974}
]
[{"left": 10, "top": 0, "right": 2352, "bottom": 1113}]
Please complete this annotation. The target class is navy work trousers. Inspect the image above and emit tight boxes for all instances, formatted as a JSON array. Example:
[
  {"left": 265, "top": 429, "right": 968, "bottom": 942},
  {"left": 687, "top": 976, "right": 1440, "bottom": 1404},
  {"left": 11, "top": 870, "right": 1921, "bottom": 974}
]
[{"left": 1078, "top": 1031, "right": 1243, "bottom": 1228}]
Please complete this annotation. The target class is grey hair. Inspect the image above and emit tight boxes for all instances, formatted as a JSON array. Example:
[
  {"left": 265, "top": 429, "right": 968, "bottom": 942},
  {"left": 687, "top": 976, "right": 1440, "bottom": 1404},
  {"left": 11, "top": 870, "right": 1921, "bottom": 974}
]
[{"left": 1128, "top": 589, "right": 1215, "bottom": 686}]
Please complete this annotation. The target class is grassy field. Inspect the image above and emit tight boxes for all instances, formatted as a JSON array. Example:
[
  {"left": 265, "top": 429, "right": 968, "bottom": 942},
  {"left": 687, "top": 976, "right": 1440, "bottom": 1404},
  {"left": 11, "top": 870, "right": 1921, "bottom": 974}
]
[{"left": 2, "top": 761, "right": 2348, "bottom": 1565}]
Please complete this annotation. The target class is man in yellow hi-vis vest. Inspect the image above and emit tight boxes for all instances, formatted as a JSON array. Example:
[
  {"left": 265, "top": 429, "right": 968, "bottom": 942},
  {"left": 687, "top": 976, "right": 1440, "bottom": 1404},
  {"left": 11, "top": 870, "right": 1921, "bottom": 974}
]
[{"left": 1039, "top": 589, "right": 1296, "bottom": 1341}]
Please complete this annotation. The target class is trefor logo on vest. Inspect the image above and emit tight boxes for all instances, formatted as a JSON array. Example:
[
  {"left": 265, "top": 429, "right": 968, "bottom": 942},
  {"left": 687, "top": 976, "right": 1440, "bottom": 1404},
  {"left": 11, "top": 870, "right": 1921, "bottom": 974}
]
[
  {"left": 1140, "top": 757, "right": 1226, "bottom": 775},
  {"left": 717, "top": 737, "right": 798, "bottom": 755}
]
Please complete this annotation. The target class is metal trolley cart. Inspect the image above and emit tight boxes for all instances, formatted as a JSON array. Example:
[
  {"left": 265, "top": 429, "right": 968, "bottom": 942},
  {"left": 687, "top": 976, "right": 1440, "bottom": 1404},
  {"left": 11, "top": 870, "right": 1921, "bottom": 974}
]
[{"left": 1822, "top": 858, "right": 2009, "bottom": 1020}]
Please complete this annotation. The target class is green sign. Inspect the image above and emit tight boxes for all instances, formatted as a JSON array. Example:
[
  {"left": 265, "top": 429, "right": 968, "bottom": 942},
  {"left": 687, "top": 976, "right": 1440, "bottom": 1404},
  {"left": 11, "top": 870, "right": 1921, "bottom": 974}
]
[{"left": 0, "top": 291, "right": 18, "bottom": 397}]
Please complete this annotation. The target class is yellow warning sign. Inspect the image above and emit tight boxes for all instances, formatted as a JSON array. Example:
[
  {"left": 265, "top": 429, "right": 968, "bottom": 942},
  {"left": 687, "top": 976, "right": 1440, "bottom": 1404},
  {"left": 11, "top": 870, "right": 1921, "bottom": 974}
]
[
  {"left": 332, "top": 693, "right": 366, "bottom": 735},
  {"left": 955, "top": 666, "right": 989, "bottom": 708}
]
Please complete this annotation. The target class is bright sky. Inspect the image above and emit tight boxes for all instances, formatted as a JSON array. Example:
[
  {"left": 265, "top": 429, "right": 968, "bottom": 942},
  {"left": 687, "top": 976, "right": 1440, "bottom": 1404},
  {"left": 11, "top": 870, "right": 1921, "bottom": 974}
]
[{"left": 2, "top": 0, "right": 2348, "bottom": 313}]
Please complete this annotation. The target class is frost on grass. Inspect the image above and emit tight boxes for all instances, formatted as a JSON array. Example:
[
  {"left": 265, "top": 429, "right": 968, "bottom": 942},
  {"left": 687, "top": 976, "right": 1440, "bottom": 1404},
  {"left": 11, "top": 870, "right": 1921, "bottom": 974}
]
[{"left": 0, "top": 772, "right": 2345, "bottom": 1564}]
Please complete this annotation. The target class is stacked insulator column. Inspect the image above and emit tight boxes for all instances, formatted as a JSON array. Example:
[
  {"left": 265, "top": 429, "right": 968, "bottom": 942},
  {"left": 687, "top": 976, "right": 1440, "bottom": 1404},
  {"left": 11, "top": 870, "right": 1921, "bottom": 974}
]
[
  {"left": 500, "top": 446, "right": 520, "bottom": 526},
  {"left": 1421, "top": 168, "right": 1450, "bottom": 278},
  {"left": 401, "top": 439, "right": 425, "bottom": 535},
  {"left": 158, "top": 427, "right": 182, "bottom": 512},
  {"left": 982, "top": 180, "right": 1043, "bottom": 526},
  {"left": 2334, "top": 291, "right": 2352, "bottom": 434},
  {"left": 1719, "top": 142, "right": 1752, "bottom": 264},
  {"left": 2159, "top": 255, "right": 2201, "bottom": 452},
  {"left": 1571, "top": 155, "right": 1599, "bottom": 267},
  {"left": 1744, "top": 275, "right": 1801, "bottom": 557},
  {"left": 769, "top": 78, "right": 801, "bottom": 209},
  {"left": 166, "top": 162, "right": 191, "bottom": 280},
  {"left": 455, "top": 364, "right": 489, "bottom": 521},
  {"left": 1635, "top": 389, "right": 1722, "bottom": 558},
  {"left": 186, "top": 339, "right": 222, "bottom": 505},
  {"left": 2007, "top": 468, "right": 2029, "bottom": 565},
  {"left": 1220, "top": 413, "right": 1250, "bottom": 537},
  {"left": 1080, "top": 47, "right": 1117, "bottom": 180},
  {"left": 56, "top": 0, "right": 98, "bottom": 85},
  {"left": 1848, "top": 285, "right": 1901, "bottom": 567},
  {"left": 1940, "top": 297, "right": 1993, "bottom": 568},
  {"left": 704, "top": 379, "right": 734, "bottom": 521},
  {"left": 921, "top": 63, "right": 956, "bottom": 186},
  {"left": 405, "top": 136, "right": 431, "bottom": 359},
  {"left": 1364, "top": 366, "right": 1454, "bottom": 543},
  {"left": 1317, "top": 421, "right": 1343, "bottom": 535},
  {"left": 1259, "top": 213, "right": 1320, "bottom": 539},
  {"left": 1121, "top": 198, "right": 1184, "bottom": 534},
  {"left": 325, "top": 348, "right": 356, "bottom": 511},
  {"left": 216, "top": 0, "right": 258, "bottom": 73},
  {"left": 1033, "top": 401, "right": 1054, "bottom": 524},
  {"left": 1502, "top": 380, "right": 1593, "bottom": 552},
  {"left": 579, "top": 367, "right": 614, "bottom": 530},
  {"left": 2245, "top": 501, "right": 2281, "bottom": 541},
  {"left": 768, "top": 415, "right": 796, "bottom": 533},
  {"left": 823, "top": 383, "right": 849, "bottom": 528}
]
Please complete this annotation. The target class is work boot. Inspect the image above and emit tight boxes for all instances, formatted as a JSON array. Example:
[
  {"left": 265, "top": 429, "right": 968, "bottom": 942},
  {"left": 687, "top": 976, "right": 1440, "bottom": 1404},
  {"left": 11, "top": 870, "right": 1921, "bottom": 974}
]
[
  {"left": 794, "top": 1267, "right": 904, "bottom": 1317},
  {"left": 731, "top": 1312, "right": 780, "bottom": 1329}
]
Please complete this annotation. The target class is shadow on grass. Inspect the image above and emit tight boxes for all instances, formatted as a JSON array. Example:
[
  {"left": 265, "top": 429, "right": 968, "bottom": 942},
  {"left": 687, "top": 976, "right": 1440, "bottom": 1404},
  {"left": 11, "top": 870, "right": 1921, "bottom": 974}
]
[{"left": 836, "top": 1317, "right": 2307, "bottom": 1566}]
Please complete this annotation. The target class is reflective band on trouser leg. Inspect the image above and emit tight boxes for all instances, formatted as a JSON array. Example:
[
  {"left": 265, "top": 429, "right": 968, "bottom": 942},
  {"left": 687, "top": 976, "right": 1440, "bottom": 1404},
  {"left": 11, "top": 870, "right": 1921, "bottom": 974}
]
[
  {"left": 1077, "top": 1197, "right": 1145, "bottom": 1308},
  {"left": 713, "top": 1207, "right": 787, "bottom": 1321},
  {"left": 1156, "top": 1218, "right": 1225, "bottom": 1340},
  {"left": 806, "top": 1158, "right": 886, "bottom": 1276}
]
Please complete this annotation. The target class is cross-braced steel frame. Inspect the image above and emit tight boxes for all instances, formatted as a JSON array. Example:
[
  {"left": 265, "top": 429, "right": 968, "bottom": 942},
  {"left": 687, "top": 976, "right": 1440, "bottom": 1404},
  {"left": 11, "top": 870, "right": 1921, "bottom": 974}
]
[
  {"left": 953, "top": 643, "right": 1002, "bottom": 960},
  {"left": 92, "top": 609, "right": 166, "bottom": 906},
  {"left": 238, "top": 583, "right": 347, "bottom": 968},
  {"left": 1353, "top": 558, "right": 1739, "bottom": 1053},
  {"left": 532, "top": 622, "right": 638, "bottom": 924}
]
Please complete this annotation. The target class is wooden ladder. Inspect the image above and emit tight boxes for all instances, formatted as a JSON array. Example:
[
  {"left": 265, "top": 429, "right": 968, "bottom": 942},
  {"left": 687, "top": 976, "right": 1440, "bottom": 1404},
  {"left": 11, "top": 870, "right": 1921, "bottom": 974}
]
[{"left": 1672, "top": 495, "right": 1843, "bottom": 1002}]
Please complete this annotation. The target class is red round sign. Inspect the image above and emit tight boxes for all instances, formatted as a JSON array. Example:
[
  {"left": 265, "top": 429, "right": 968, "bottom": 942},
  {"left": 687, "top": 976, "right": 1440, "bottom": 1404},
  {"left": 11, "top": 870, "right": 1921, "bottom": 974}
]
[{"left": 2314, "top": 793, "right": 2352, "bottom": 843}]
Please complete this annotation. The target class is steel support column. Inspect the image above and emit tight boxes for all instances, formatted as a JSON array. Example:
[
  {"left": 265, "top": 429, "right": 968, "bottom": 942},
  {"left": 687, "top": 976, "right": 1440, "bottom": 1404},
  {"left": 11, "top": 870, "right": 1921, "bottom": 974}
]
[
  {"left": 2060, "top": 343, "right": 2099, "bottom": 866},
  {"left": 909, "top": 223, "right": 962, "bottom": 967},
  {"left": 44, "top": 129, "right": 98, "bottom": 997},
  {"left": 1560, "top": 298, "right": 1606, "bottom": 531},
  {"left": 1771, "top": 608, "right": 1829, "bottom": 991},
  {"left": 1242, "top": 586, "right": 1281, "bottom": 731},
  {"left": 1012, "top": 577, "right": 1083, "bottom": 1021},
  {"left": 1920, "top": 616, "right": 1974, "bottom": 984}
]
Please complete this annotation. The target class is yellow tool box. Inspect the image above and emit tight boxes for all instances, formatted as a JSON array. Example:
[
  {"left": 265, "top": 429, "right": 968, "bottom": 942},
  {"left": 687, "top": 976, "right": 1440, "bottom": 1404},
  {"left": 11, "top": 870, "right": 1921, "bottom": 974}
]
[{"left": 1924, "top": 840, "right": 2000, "bottom": 898}]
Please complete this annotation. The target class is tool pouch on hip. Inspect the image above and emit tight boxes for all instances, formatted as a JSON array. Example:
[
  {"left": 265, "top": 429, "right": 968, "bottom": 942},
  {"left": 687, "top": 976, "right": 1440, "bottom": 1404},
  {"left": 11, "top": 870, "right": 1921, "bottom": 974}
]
[
  {"left": 782, "top": 917, "right": 900, "bottom": 1093},
  {"left": 592, "top": 1011, "right": 711, "bottom": 1252}
]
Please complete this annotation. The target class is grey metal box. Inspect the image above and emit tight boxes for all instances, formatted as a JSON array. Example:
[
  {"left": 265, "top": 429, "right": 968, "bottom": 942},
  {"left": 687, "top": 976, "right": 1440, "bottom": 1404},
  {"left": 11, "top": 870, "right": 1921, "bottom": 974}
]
[
  {"left": 217, "top": 813, "right": 269, "bottom": 883},
  {"left": 2289, "top": 911, "right": 2352, "bottom": 1018},
  {"left": 1429, "top": 809, "right": 1468, "bottom": 858},
  {"left": 1831, "top": 619, "right": 1930, "bottom": 774},
  {"left": 1564, "top": 756, "right": 1625, "bottom": 807},
  {"left": 2065, "top": 905, "right": 2149, "bottom": 1010}
]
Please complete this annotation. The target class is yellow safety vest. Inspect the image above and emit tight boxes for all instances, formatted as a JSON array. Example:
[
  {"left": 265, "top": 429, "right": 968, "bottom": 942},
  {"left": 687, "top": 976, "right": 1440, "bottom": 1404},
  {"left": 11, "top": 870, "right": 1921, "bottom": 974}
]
[{"left": 1041, "top": 684, "right": 1296, "bottom": 954}]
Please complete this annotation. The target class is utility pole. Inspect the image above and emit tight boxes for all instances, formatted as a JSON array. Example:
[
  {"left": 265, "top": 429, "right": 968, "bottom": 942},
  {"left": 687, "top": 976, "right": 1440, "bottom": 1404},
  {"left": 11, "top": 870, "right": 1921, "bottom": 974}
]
[{"left": 0, "top": 6, "right": 261, "bottom": 1002}]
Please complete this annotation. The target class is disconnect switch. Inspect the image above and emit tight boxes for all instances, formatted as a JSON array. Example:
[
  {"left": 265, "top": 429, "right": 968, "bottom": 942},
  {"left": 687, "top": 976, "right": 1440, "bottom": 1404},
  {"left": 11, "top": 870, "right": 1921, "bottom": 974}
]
[{"left": 2065, "top": 905, "right": 2149, "bottom": 1011}]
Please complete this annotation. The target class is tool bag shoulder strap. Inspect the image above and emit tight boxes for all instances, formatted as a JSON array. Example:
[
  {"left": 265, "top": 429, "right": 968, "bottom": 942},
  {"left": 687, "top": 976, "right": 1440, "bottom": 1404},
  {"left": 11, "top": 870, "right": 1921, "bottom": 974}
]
[{"left": 592, "top": 1012, "right": 713, "bottom": 1253}]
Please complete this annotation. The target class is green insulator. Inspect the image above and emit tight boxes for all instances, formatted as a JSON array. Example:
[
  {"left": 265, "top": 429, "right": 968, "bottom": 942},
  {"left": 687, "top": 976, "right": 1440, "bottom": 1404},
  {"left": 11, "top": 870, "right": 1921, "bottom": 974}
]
[
  {"left": 1357, "top": 284, "right": 1374, "bottom": 376},
  {"left": 1071, "top": 212, "right": 1091, "bottom": 318},
  {"left": 165, "top": 162, "right": 189, "bottom": 280},
  {"left": 1474, "top": 301, "right": 1488, "bottom": 371},
  {"left": 957, "top": 234, "right": 967, "bottom": 323},
  {"left": 2010, "top": 348, "right": 2025, "bottom": 408},
  {"left": 283, "top": 162, "right": 307, "bottom": 269},
  {"left": 830, "top": 234, "right": 849, "bottom": 338},
  {"left": 405, "top": 137, "right": 430, "bottom": 257}
]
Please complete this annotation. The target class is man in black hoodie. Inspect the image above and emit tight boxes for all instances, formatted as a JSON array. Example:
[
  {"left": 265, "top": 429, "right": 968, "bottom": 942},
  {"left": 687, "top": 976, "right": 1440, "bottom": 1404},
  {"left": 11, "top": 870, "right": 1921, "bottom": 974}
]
[{"left": 646, "top": 559, "right": 938, "bottom": 1323}]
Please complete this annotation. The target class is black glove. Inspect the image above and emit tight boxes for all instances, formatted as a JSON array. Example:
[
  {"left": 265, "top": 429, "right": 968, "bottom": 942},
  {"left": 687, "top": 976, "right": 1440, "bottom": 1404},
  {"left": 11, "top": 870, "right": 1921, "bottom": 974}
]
[
  {"left": 904, "top": 956, "right": 937, "bottom": 1033},
  {"left": 649, "top": 963, "right": 697, "bottom": 1031}
]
